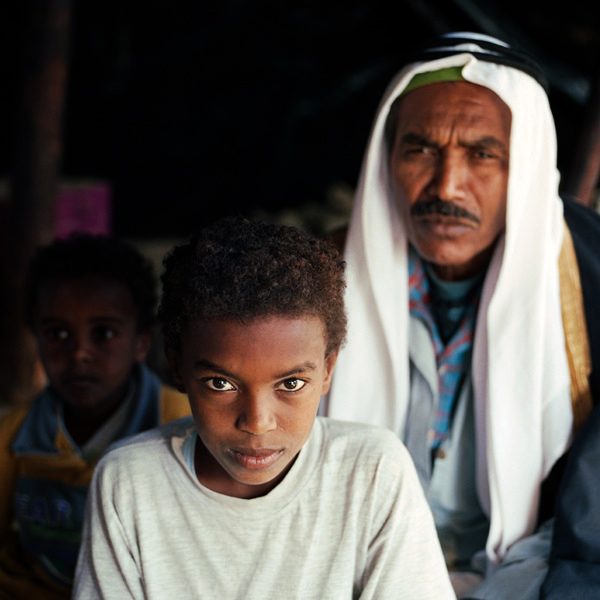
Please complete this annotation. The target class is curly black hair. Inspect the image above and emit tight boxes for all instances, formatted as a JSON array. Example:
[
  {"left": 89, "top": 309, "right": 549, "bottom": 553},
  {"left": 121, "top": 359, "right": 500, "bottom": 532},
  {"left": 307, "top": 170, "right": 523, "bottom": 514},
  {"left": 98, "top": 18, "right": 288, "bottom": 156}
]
[
  {"left": 159, "top": 217, "right": 347, "bottom": 356},
  {"left": 24, "top": 234, "right": 157, "bottom": 330}
]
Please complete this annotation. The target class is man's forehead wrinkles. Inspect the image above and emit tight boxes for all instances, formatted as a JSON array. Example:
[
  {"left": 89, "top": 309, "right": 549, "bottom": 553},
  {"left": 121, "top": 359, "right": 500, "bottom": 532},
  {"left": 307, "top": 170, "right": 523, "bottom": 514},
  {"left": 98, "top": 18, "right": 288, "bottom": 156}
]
[
  {"left": 463, "top": 136, "right": 508, "bottom": 152},
  {"left": 399, "top": 127, "right": 508, "bottom": 150},
  {"left": 395, "top": 90, "right": 511, "bottom": 151},
  {"left": 399, "top": 111, "right": 497, "bottom": 132}
]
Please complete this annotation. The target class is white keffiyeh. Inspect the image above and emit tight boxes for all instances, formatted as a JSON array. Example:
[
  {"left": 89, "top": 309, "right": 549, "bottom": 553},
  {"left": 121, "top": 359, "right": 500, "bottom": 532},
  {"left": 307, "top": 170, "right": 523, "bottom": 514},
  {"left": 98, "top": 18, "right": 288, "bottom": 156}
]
[{"left": 325, "top": 48, "right": 573, "bottom": 568}]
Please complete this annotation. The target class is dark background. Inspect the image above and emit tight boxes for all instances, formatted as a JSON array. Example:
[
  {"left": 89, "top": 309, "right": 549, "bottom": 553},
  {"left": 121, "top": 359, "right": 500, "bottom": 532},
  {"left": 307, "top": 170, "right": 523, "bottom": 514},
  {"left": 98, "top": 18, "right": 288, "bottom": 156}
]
[{"left": 1, "top": 1, "right": 599, "bottom": 238}]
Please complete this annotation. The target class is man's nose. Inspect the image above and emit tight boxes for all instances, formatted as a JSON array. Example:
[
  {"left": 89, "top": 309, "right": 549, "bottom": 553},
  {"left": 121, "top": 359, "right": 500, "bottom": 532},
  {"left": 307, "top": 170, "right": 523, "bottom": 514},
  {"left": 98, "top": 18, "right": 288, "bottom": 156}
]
[
  {"left": 237, "top": 392, "right": 277, "bottom": 435},
  {"left": 432, "top": 153, "right": 466, "bottom": 200}
]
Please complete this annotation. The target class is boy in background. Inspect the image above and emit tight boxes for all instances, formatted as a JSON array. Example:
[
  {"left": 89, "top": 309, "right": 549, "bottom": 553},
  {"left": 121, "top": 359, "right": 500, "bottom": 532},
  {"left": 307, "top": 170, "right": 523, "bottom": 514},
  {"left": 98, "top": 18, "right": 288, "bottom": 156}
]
[
  {"left": 0, "top": 235, "right": 190, "bottom": 600},
  {"left": 74, "top": 218, "right": 454, "bottom": 599}
]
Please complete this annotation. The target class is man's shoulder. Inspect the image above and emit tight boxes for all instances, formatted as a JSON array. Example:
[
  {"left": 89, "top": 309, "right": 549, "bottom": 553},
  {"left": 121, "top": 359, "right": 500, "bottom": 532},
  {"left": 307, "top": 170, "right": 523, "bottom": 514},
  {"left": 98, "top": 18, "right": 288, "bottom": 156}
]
[
  {"left": 563, "top": 196, "right": 600, "bottom": 243},
  {"left": 562, "top": 196, "right": 600, "bottom": 401},
  {"left": 562, "top": 196, "right": 600, "bottom": 300}
]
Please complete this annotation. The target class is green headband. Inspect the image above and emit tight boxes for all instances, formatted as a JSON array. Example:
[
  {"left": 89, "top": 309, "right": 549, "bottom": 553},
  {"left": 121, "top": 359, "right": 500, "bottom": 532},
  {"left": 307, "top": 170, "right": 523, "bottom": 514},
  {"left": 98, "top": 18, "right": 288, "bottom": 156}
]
[{"left": 401, "top": 66, "right": 465, "bottom": 96}]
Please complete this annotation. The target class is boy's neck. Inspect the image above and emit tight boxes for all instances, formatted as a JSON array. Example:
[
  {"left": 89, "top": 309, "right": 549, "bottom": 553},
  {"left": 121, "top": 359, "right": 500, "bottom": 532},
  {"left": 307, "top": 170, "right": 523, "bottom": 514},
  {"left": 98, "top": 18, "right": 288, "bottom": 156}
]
[{"left": 61, "top": 380, "right": 131, "bottom": 447}]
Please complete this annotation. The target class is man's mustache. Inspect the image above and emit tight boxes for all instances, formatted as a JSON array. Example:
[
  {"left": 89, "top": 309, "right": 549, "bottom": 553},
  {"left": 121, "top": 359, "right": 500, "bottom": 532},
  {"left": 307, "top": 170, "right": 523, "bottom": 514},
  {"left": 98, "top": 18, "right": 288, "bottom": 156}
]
[{"left": 411, "top": 199, "right": 481, "bottom": 224}]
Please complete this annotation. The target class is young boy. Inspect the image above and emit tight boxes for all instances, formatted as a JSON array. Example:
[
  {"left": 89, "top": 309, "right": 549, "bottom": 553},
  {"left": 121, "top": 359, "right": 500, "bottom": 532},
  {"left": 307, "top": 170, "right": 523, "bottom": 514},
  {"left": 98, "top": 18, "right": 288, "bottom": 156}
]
[
  {"left": 73, "top": 218, "right": 455, "bottom": 599},
  {"left": 0, "top": 235, "right": 190, "bottom": 600}
]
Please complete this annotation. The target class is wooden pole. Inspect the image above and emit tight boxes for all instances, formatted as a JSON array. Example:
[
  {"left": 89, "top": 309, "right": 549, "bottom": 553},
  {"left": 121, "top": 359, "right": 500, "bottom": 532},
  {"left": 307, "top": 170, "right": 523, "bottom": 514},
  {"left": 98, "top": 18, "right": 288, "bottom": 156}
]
[{"left": 0, "top": 0, "right": 72, "bottom": 406}]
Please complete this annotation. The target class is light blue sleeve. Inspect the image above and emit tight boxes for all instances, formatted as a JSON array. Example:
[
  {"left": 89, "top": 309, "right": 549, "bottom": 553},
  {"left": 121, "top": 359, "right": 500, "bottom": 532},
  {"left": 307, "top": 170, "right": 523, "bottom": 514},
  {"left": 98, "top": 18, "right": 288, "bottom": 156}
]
[{"left": 461, "top": 519, "right": 552, "bottom": 600}]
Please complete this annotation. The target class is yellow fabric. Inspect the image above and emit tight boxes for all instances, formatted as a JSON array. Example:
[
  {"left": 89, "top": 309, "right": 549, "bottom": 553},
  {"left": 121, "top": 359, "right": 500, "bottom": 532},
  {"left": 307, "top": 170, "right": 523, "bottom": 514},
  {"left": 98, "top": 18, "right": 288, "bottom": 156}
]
[
  {"left": 0, "top": 405, "right": 72, "bottom": 600},
  {"left": 0, "top": 383, "right": 190, "bottom": 600},
  {"left": 0, "top": 406, "right": 29, "bottom": 540},
  {"left": 559, "top": 221, "right": 593, "bottom": 434},
  {"left": 17, "top": 447, "right": 96, "bottom": 486},
  {"left": 160, "top": 385, "right": 191, "bottom": 424}
]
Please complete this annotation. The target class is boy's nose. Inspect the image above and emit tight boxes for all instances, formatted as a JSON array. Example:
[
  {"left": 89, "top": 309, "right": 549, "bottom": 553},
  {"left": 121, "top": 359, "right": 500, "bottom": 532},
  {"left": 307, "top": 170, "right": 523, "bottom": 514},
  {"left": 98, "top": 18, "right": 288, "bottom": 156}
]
[
  {"left": 237, "top": 394, "right": 277, "bottom": 435},
  {"left": 71, "top": 336, "right": 94, "bottom": 362}
]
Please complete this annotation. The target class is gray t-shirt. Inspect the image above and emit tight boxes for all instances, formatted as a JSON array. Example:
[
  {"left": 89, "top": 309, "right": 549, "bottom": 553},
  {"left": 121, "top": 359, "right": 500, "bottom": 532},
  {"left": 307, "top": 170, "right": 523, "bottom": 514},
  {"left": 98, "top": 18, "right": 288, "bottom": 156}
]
[{"left": 74, "top": 416, "right": 455, "bottom": 599}]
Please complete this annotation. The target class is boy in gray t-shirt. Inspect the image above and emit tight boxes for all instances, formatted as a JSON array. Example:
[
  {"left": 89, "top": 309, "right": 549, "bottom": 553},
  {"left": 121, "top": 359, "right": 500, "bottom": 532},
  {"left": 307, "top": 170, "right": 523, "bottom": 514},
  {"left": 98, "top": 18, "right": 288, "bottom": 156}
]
[{"left": 74, "top": 217, "right": 455, "bottom": 599}]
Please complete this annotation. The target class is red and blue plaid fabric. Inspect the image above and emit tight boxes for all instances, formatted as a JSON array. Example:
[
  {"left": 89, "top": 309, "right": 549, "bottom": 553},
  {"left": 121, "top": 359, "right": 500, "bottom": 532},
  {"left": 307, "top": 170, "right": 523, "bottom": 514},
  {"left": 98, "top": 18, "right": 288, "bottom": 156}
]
[{"left": 408, "top": 251, "right": 481, "bottom": 450}]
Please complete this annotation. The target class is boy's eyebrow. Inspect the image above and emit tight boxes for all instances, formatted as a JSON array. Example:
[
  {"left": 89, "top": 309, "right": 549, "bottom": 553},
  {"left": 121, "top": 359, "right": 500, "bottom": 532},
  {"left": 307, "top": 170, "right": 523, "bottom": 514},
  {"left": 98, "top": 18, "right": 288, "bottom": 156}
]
[
  {"left": 193, "top": 359, "right": 318, "bottom": 379},
  {"left": 39, "top": 316, "right": 128, "bottom": 325},
  {"left": 276, "top": 362, "right": 318, "bottom": 378},
  {"left": 192, "top": 360, "right": 236, "bottom": 379}
]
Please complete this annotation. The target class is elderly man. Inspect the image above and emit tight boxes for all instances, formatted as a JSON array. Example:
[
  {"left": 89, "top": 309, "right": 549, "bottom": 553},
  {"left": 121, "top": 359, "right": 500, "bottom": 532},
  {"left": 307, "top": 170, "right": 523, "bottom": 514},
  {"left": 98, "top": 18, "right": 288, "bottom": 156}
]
[{"left": 324, "top": 32, "right": 600, "bottom": 598}]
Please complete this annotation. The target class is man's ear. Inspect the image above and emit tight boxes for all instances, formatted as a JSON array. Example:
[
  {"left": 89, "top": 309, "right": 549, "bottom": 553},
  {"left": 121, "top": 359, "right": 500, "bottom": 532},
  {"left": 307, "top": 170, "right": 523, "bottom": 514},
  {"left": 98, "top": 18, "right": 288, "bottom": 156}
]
[
  {"left": 165, "top": 347, "right": 186, "bottom": 394},
  {"left": 321, "top": 351, "right": 339, "bottom": 396}
]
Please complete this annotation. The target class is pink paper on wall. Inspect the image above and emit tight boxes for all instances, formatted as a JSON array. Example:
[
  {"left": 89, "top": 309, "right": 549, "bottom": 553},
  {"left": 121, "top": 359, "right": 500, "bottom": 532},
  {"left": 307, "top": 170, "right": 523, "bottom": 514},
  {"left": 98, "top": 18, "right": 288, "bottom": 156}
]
[{"left": 55, "top": 181, "right": 112, "bottom": 238}]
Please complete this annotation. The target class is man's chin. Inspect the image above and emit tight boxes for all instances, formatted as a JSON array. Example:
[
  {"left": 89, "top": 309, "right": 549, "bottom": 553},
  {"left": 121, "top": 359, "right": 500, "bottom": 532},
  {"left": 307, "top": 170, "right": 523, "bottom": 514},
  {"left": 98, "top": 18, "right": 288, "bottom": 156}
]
[{"left": 416, "top": 242, "right": 493, "bottom": 281}]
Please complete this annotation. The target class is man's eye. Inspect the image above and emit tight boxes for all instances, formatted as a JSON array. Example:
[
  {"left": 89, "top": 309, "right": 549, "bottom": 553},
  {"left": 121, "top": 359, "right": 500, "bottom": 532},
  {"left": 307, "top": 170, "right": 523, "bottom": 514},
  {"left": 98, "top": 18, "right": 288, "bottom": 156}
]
[
  {"left": 205, "top": 378, "right": 236, "bottom": 392},
  {"left": 471, "top": 149, "right": 495, "bottom": 160},
  {"left": 277, "top": 378, "right": 306, "bottom": 392},
  {"left": 400, "top": 146, "right": 437, "bottom": 160}
]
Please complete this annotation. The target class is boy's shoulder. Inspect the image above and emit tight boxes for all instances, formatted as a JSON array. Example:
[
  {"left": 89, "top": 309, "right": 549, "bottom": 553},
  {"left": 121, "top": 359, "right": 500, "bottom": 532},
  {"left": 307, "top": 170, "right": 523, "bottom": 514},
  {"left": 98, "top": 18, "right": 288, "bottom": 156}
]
[
  {"left": 312, "top": 418, "right": 423, "bottom": 520},
  {"left": 0, "top": 402, "right": 32, "bottom": 446},
  {"left": 316, "top": 416, "right": 411, "bottom": 468},
  {"left": 319, "top": 415, "right": 399, "bottom": 441},
  {"left": 103, "top": 416, "right": 195, "bottom": 459},
  {"left": 3, "top": 387, "right": 60, "bottom": 453}
]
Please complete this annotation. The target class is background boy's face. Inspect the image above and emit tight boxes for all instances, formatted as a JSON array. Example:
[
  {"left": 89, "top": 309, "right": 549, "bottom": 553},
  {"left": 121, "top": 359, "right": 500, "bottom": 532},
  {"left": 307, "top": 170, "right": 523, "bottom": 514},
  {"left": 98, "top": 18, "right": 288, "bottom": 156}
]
[
  {"left": 34, "top": 275, "right": 151, "bottom": 420},
  {"left": 169, "top": 316, "right": 337, "bottom": 499}
]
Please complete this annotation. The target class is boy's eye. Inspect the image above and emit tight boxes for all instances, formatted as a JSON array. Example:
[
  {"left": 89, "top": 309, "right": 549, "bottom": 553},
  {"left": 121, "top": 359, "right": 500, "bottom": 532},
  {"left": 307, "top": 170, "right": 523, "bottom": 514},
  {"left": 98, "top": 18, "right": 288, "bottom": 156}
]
[
  {"left": 44, "top": 328, "right": 69, "bottom": 342},
  {"left": 205, "top": 377, "right": 236, "bottom": 392},
  {"left": 277, "top": 378, "right": 306, "bottom": 392},
  {"left": 93, "top": 327, "right": 117, "bottom": 342}
]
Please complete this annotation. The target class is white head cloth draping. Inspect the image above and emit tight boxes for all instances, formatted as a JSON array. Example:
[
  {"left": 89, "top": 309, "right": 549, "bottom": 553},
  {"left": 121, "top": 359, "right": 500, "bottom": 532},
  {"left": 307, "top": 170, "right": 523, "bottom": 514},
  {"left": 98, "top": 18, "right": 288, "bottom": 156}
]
[{"left": 325, "top": 48, "right": 572, "bottom": 567}]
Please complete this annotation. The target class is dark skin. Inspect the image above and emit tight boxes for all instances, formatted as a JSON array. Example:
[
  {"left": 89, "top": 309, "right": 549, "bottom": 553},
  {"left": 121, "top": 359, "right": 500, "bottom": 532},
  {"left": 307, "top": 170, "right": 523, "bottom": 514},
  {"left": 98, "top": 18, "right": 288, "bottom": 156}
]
[
  {"left": 167, "top": 316, "right": 337, "bottom": 499},
  {"left": 33, "top": 276, "right": 152, "bottom": 446},
  {"left": 389, "top": 81, "right": 511, "bottom": 281}
]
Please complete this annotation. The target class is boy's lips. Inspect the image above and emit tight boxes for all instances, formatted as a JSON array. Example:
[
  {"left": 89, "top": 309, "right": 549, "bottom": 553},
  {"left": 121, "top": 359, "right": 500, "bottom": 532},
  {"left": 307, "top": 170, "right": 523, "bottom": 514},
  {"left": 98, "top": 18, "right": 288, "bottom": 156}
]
[
  {"left": 229, "top": 447, "right": 285, "bottom": 470},
  {"left": 63, "top": 374, "right": 98, "bottom": 388}
]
